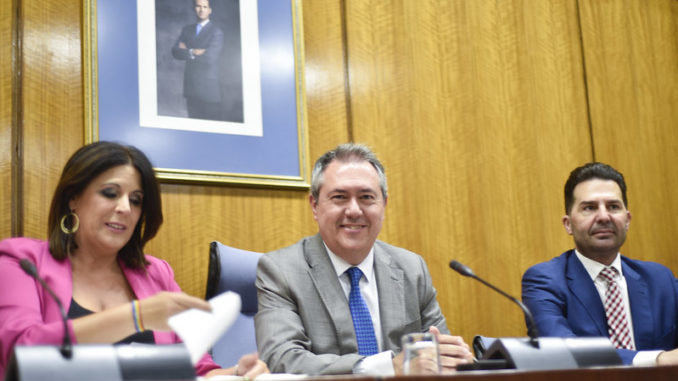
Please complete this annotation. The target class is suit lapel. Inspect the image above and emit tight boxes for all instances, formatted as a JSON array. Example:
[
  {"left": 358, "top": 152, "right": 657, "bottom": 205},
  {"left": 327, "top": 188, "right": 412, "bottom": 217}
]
[
  {"left": 565, "top": 252, "right": 608, "bottom": 336},
  {"left": 192, "top": 22, "right": 212, "bottom": 45},
  {"left": 374, "top": 243, "right": 406, "bottom": 350},
  {"left": 622, "top": 259, "right": 652, "bottom": 348},
  {"left": 304, "top": 234, "right": 358, "bottom": 353}
]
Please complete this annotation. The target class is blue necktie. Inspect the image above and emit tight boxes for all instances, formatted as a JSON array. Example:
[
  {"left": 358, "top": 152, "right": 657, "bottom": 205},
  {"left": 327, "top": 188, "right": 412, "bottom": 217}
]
[
  {"left": 196, "top": 23, "right": 202, "bottom": 36},
  {"left": 347, "top": 267, "right": 378, "bottom": 356}
]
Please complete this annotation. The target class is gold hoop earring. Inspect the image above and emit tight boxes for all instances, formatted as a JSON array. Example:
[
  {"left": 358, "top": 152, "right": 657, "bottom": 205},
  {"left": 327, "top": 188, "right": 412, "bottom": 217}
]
[{"left": 60, "top": 212, "right": 80, "bottom": 234}]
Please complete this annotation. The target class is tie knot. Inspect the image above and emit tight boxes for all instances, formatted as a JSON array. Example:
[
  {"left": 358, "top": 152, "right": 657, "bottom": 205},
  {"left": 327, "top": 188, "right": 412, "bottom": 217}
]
[
  {"left": 599, "top": 267, "right": 618, "bottom": 283},
  {"left": 347, "top": 267, "right": 363, "bottom": 286}
]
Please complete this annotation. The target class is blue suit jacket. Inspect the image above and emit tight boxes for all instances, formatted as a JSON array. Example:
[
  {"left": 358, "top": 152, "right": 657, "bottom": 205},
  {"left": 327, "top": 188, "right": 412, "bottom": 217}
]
[
  {"left": 522, "top": 250, "right": 678, "bottom": 364},
  {"left": 171, "top": 21, "right": 224, "bottom": 102}
]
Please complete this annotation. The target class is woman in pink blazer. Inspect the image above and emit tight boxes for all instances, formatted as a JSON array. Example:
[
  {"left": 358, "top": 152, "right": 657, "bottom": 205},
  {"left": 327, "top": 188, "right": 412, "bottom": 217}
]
[{"left": 0, "top": 142, "right": 267, "bottom": 378}]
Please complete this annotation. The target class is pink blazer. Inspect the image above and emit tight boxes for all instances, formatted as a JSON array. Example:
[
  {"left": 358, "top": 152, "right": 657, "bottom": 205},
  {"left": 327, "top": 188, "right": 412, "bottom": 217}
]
[{"left": 0, "top": 237, "right": 220, "bottom": 376}]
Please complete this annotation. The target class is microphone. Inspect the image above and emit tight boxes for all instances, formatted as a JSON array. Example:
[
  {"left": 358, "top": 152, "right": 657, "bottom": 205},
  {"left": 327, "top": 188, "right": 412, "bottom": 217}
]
[
  {"left": 449, "top": 260, "right": 540, "bottom": 348},
  {"left": 19, "top": 259, "right": 73, "bottom": 358}
]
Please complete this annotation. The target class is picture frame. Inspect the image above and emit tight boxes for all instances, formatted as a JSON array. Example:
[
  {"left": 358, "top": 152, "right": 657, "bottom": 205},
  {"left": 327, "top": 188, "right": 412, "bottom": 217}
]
[{"left": 83, "top": 0, "right": 310, "bottom": 188}]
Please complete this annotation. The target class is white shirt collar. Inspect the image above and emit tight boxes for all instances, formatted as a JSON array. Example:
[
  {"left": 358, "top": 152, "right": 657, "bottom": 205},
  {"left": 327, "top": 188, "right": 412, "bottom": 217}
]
[
  {"left": 574, "top": 249, "right": 623, "bottom": 281},
  {"left": 324, "top": 243, "right": 375, "bottom": 282}
]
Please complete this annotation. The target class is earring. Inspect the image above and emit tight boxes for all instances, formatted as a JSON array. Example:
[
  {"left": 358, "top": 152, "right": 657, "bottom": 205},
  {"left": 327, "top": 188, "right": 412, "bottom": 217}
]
[{"left": 60, "top": 212, "right": 80, "bottom": 234}]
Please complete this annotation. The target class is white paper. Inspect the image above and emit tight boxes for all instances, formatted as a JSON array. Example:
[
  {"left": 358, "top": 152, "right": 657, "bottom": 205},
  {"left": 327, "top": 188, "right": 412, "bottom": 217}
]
[
  {"left": 168, "top": 291, "right": 241, "bottom": 365},
  {"left": 200, "top": 375, "right": 308, "bottom": 381},
  {"left": 255, "top": 374, "right": 308, "bottom": 380}
]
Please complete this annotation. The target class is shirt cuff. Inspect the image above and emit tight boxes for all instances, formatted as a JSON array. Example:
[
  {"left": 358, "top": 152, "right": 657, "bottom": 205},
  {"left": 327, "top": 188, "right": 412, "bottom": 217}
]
[
  {"left": 632, "top": 350, "right": 662, "bottom": 366},
  {"left": 353, "top": 351, "right": 395, "bottom": 376}
]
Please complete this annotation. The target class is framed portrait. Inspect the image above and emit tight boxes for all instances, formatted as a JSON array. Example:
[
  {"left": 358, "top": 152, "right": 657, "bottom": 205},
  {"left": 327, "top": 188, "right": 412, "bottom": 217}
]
[{"left": 83, "top": 0, "right": 310, "bottom": 188}]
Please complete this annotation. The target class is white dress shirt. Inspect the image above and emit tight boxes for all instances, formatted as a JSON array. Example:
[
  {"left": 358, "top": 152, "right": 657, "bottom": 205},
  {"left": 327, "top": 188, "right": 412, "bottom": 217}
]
[
  {"left": 325, "top": 244, "right": 395, "bottom": 375},
  {"left": 575, "top": 251, "right": 661, "bottom": 365}
]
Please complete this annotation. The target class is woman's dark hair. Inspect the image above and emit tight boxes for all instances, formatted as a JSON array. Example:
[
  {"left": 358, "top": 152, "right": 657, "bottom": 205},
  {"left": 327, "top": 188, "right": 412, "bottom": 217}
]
[{"left": 47, "top": 141, "right": 163, "bottom": 269}]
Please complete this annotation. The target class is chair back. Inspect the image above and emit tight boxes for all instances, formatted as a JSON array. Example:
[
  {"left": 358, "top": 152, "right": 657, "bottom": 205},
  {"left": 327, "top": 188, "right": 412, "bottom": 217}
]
[{"left": 205, "top": 241, "right": 262, "bottom": 367}]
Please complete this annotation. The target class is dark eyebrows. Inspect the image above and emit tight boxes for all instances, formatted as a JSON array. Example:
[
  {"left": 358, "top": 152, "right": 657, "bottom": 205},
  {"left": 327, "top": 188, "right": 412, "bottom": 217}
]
[{"left": 578, "top": 199, "right": 623, "bottom": 208}]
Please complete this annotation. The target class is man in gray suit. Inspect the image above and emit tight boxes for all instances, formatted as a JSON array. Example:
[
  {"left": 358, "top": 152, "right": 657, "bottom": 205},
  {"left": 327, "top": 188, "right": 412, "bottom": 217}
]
[{"left": 255, "top": 143, "right": 473, "bottom": 375}]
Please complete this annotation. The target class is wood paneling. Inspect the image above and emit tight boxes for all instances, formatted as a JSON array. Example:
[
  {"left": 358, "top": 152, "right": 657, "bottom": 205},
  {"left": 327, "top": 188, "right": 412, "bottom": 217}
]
[
  {"left": 146, "top": 184, "right": 317, "bottom": 298},
  {"left": 0, "top": 0, "right": 13, "bottom": 238},
  {"left": 579, "top": 0, "right": 678, "bottom": 269},
  {"left": 301, "top": 0, "right": 352, "bottom": 158},
  {"left": 21, "top": 0, "right": 83, "bottom": 239},
  {"left": 344, "top": 0, "right": 592, "bottom": 341}
]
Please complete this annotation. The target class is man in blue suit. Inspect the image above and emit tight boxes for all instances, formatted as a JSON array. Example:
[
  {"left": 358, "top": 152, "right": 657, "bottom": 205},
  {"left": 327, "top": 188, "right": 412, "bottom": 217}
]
[
  {"left": 172, "top": 0, "right": 224, "bottom": 120},
  {"left": 522, "top": 162, "right": 678, "bottom": 366}
]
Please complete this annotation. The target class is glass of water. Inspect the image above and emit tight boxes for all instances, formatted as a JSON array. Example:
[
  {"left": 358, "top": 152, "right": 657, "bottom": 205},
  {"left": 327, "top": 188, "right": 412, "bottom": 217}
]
[{"left": 401, "top": 332, "right": 441, "bottom": 375}]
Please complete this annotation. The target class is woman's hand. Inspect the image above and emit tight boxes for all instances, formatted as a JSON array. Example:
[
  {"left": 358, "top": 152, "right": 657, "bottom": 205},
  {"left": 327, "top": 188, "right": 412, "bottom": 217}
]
[
  {"left": 236, "top": 353, "right": 269, "bottom": 379},
  {"left": 138, "top": 291, "right": 212, "bottom": 331},
  {"left": 205, "top": 353, "right": 269, "bottom": 379}
]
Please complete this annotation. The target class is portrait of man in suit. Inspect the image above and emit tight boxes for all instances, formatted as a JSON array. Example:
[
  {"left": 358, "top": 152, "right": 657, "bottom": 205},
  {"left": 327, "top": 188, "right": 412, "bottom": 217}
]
[
  {"left": 255, "top": 143, "right": 474, "bottom": 375},
  {"left": 171, "top": 0, "right": 224, "bottom": 120},
  {"left": 522, "top": 162, "right": 678, "bottom": 366},
  {"left": 154, "top": 0, "right": 244, "bottom": 123}
]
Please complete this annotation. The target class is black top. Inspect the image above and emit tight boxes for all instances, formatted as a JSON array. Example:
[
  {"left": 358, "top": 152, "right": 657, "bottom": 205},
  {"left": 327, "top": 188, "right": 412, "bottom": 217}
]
[{"left": 68, "top": 298, "right": 155, "bottom": 345}]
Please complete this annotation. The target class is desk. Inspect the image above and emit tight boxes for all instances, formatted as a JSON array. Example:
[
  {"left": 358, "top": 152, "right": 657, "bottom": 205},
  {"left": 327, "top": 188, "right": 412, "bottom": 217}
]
[
  {"left": 297, "top": 365, "right": 678, "bottom": 381},
  {"left": 376, "top": 365, "right": 678, "bottom": 381}
]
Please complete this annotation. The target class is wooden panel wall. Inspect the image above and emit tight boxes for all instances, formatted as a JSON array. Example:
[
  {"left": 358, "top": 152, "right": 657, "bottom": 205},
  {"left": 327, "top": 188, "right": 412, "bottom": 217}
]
[
  {"left": 4, "top": 0, "right": 677, "bottom": 347},
  {"left": 21, "top": 0, "right": 83, "bottom": 240},
  {"left": 344, "top": 0, "right": 592, "bottom": 339},
  {"left": 0, "top": 0, "right": 13, "bottom": 238},
  {"left": 579, "top": 0, "right": 678, "bottom": 269}
]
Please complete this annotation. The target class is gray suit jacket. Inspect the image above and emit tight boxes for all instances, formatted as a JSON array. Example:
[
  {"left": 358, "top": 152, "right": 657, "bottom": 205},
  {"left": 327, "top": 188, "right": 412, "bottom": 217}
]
[{"left": 255, "top": 234, "right": 449, "bottom": 375}]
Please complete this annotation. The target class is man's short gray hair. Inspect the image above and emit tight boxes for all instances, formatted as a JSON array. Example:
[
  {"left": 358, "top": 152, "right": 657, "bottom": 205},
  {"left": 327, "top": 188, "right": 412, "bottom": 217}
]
[{"left": 310, "top": 143, "right": 388, "bottom": 201}]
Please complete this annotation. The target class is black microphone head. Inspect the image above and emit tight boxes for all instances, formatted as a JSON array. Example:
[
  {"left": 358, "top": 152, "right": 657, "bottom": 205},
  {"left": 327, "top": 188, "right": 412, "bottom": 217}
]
[
  {"left": 449, "top": 260, "right": 475, "bottom": 277},
  {"left": 60, "top": 343, "right": 73, "bottom": 359},
  {"left": 19, "top": 259, "right": 38, "bottom": 277}
]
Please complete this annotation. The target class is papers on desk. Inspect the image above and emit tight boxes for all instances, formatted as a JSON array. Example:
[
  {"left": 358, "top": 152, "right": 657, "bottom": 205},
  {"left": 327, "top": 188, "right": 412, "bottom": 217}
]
[
  {"left": 200, "top": 375, "right": 307, "bottom": 381},
  {"left": 249, "top": 375, "right": 307, "bottom": 380},
  {"left": 168, "top": 291, "right": 241, "bottom": 365}
]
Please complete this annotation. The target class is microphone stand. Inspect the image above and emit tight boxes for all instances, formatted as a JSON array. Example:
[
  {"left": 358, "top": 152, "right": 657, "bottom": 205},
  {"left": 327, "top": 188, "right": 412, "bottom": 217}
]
[
  {"left": 449, "top": 260, "right": 539, "bottom": 348},
  {"left": 19, "top": 259, "right": 72, "bottom": 358},
  {"left": 448, "top": 259, "right": 622, "bottom": 370}
]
